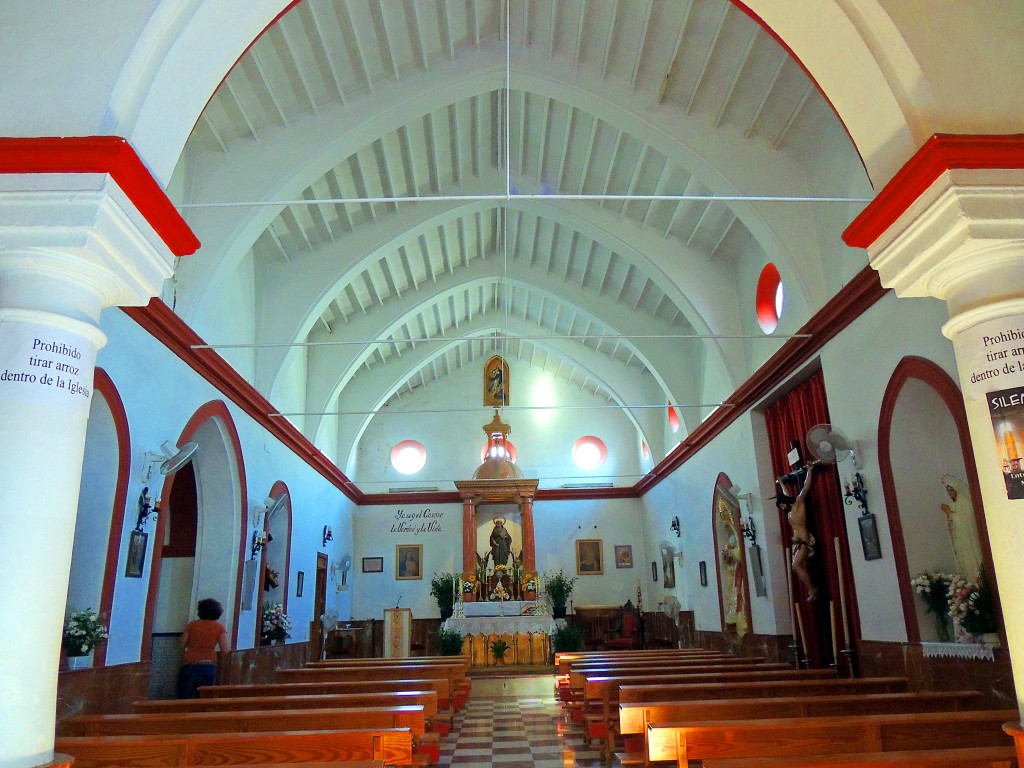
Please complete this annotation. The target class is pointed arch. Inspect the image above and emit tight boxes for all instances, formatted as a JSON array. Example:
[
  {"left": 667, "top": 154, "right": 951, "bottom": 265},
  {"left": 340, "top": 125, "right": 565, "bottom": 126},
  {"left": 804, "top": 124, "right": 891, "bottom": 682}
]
[{"left": 878, "top": 356, "right": 993, "bottom": 643}]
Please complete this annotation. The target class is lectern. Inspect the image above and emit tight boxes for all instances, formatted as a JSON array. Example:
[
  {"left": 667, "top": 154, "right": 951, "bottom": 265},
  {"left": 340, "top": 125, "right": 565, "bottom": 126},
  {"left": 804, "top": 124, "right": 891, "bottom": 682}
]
[{"left": 383, "top": 607, "right": 412, "bottom": 657}]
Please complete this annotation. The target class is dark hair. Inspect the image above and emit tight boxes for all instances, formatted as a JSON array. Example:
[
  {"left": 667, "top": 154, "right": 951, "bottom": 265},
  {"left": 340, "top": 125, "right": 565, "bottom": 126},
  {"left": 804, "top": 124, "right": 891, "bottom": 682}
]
[
  {"left": 774, "top": 491, "right": 796, "bottom": 507},
  {"left": 197, "top": 598, "right": 224, "bottom": 620}
]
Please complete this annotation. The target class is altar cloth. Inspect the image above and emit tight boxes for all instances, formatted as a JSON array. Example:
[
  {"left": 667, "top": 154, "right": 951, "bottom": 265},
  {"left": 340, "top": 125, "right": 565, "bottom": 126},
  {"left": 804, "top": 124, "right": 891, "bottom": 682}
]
[
  {"left": 462, "top": 600, "right": 538, "bottom": 617},
  {"left": 443, "top": 615, "right": 560, "bottom": 636}
]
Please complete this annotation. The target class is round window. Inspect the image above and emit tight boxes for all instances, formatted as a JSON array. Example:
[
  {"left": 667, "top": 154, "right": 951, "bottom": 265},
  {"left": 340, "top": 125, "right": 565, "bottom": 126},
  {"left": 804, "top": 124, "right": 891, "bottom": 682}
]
[
  {"left": 573, "top": 436, "right": 608, "bottom": 471},
  {"left": 390, "top": 440, "right": 427, "bottom": 475},
  {"left": 756, "top": 263, "right": 784, "bottom": 334}
]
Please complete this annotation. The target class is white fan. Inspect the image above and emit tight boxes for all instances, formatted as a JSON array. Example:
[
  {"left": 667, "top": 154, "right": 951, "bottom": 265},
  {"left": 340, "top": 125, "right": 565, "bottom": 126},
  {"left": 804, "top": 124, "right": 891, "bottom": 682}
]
[
  {"left": 264, "top": 492, "right": 288, "bottom": 520},
  {"left": 806, "top": 424, "right": 854, "bottom": 465},
  {"left": 144, "top": 441, "right": 197, "bottom": 480}
]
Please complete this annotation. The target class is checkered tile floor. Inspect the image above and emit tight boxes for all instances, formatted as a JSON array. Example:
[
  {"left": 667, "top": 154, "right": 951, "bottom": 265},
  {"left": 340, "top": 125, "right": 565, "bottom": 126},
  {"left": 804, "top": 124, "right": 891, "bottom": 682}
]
[{"left": 438, "top": 679, "right": 603, "bottom": 768}]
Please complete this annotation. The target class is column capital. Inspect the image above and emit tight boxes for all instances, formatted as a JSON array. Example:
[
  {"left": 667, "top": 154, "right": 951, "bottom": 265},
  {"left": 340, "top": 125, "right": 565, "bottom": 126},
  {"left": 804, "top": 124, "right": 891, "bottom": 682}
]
[
  {"left": 863, "top": 169, "right": 1024, "bottom": 314},
  {"left": 0, "top": 174, "right": 179, "bottom": 314}
]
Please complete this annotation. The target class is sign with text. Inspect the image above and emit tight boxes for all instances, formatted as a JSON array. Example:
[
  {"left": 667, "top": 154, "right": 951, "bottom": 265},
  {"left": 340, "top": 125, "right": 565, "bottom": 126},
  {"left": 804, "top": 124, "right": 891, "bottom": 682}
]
[
  {"left": 0, "top": 320, "right": 96, "bottom": 415},
  {"left": 390, "top": 508, "right": 445, "bottom": 535},
  {"left": 958, "top": 315, "right": 1024, "bottom": 500}
]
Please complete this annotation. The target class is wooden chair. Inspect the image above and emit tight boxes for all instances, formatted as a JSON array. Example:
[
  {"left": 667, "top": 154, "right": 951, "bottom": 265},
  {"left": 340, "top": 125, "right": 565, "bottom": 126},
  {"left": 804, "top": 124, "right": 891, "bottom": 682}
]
[{"left": 604, "top": 602, "right": 638, "bottom": 651}]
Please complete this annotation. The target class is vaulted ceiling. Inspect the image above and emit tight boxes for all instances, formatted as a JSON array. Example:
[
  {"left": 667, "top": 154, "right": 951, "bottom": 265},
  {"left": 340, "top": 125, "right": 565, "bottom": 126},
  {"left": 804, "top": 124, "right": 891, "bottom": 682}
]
[{"left": 169, "top": 0, "right": 870, "bottom": 490}]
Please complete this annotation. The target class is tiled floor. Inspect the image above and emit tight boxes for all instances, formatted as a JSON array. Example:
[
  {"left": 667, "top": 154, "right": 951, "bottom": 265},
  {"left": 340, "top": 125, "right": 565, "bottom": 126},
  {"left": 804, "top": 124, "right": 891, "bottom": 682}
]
[{"left": 439, "top": 675, "right": 603, "bottom": 768}]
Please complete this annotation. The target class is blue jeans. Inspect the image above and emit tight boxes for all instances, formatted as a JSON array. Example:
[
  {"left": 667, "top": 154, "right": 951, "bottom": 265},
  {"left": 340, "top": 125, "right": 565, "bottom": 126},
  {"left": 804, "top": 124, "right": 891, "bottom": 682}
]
[{"left": 176, "top": 662, "right": 217, "bottom": 699}]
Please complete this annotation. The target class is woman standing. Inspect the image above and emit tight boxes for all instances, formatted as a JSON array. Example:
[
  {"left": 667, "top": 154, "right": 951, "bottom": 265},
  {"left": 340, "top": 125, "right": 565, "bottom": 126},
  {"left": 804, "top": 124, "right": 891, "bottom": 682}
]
[{"left": 177, "top": 598, "right": 229, "bottom": 698}]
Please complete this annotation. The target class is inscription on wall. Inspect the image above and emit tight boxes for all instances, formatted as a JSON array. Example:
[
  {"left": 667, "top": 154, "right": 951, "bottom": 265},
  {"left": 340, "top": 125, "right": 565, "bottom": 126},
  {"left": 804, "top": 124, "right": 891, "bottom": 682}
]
[{"left": 391, "top": 508, "right": 445, "bottom": 535}]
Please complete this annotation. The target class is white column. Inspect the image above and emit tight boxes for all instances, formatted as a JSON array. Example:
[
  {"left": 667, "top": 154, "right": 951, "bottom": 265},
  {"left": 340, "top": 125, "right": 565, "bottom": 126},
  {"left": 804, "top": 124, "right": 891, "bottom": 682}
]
[
  {"left": 0, "top": 173, "right": 177, "bottom": 768},
  {"left": 865, "top": 168, "right": 1024, "bottom": 719}
]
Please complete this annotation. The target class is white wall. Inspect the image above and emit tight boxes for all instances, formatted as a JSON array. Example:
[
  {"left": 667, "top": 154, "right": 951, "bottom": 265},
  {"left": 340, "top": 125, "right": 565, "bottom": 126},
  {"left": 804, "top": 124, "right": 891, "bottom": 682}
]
[{"left": 94, "top": 307, "right": 354, "bottom": 664}]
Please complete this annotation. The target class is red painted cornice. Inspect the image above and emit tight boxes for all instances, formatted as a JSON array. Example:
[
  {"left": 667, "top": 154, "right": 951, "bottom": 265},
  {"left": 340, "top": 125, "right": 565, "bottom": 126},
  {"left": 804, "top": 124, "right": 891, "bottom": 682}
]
[
  {"left": 0, "top": 136, "right": 200, "bottom": 256},
  {"left": 844, "top": 134, "right": 1024, "bottom": 249},
  {"left": 636, "top": 264, "right": 888, "bottom": 496},
  {"left": 123, "top": 299, "right": 365, "bottom": 504}
]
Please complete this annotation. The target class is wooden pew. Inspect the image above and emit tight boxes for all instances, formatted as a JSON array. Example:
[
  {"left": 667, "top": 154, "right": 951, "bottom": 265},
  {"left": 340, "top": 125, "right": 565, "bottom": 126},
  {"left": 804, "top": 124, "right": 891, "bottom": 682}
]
[
  {"left": 276, "top": 663, "right": 466, "bottom": 709},
  {"left": 569, "top": 659, "right": 790, "bottom": 693},
  {"left": 618, "top": 691, "right": 984, "bottom": 763},
  {"left": 202, "top": 678, "right": 452, "bottom": 709},
  {"left": 56, "top": 727, "right": 414, "bottom": 767},
  {"left": 700, "top": 746, "right": 1017, "bottom": 768},
  {"left": 557, "top": 649, "right": 728, "bottom": 674},
  {"left": 618, "top": 676, "right": 910, "bottom": 706},
  {"left": 646, "top": 708, "right": 1018, "bottom": 766},
  {"left": 580, "top": 666, "right": 831, "bottom": 754}
]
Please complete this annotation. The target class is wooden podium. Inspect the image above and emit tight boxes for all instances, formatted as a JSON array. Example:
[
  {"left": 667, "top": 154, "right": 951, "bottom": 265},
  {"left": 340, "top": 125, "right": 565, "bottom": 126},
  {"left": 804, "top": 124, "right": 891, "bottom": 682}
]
[{"left": 383, "top": 608, "right": 412, "bottom": 657}]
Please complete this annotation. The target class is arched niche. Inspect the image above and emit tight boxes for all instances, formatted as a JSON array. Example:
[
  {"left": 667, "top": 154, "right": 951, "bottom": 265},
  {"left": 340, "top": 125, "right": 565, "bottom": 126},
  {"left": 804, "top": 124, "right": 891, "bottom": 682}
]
[
  {"left": 255, "top": 480, "right": 292, "bottom": 647},
  {"left": 878, "top": 356, "right": 996, "bottom": 643},
  {"left": 711, "top": 472, "right": 753, "bottom": 636},
  {"left": 454, "top": 479, "right": 539, "bottom": 589},
  {"left": 67, "top": 368, "right": 131, "bottom": 667}
]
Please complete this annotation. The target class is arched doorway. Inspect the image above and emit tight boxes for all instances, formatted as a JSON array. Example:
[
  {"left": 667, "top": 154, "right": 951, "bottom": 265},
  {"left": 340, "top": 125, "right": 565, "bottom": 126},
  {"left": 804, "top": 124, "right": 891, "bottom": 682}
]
[
  {"left": 878, "top": 356, "right": 996, "bottom": 643},
  {"left": 142, "top": 401, "right": 246, "bottom": 696}
]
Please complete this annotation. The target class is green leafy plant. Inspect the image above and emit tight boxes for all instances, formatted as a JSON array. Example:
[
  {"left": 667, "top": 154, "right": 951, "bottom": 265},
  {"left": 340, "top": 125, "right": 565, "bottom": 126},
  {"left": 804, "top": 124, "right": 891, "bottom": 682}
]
[
  {"left": 63, "top": 609, "right": 109, "bottom": 656},
  {"left": 430, "top": 572, "right": 459, "bottom": 617},
  {"left": 551, "top": 623, "right": 583, "bottom": 653},
  {"left": 436, "top": 626, "right": 465, "bottom": 656},
  {"left": 543, "top": 569, "right": 577, "bottom": 608},
  {"left": 491, "top": 639, "right": 509, "bottom": 661}
]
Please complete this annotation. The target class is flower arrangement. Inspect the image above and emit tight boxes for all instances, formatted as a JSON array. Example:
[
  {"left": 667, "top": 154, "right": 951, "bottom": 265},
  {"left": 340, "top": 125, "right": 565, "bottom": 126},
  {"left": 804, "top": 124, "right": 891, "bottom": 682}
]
[
  {"left": 462, "top": 576, "right": 477, "bottom": 594},
  {"left": 261, "top": 601, "right": 292, "bottom": 644},
  {"left": 948, "top": 568, "right": 997, "bottom": 639},
  {"left": 63, "top": 609, "right": 109, "bottom": 656},
  {"left": 524, "top": 577, "right": 538, "bottom": 593},
  {"left": 911, "top": 571, "right": 954, "bottom": 616}
]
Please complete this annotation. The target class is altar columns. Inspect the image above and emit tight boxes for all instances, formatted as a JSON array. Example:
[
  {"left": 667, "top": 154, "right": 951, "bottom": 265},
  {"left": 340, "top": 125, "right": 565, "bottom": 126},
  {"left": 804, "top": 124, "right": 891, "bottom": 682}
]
[
  {"left": 462, "top": 496, "right": 477, "bottom": 575},
  {"left": 521, "top": 496, "right": 536, "bottom": 572},
  {"left": 844, "top": 140, "right": 1024, "bottom": 729}
]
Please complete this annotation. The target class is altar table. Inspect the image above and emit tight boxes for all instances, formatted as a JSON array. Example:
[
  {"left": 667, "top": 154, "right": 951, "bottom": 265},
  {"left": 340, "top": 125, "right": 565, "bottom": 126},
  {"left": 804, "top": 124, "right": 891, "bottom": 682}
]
[{"left": 443, "top": 613, "right": 562, "bottom": 667}]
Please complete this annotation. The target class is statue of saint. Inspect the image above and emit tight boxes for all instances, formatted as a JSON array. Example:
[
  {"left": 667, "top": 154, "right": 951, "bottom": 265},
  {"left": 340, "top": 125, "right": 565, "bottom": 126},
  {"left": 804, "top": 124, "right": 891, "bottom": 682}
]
[
  {"left": 940, "top": 473, "right": 984, "bottom": 580},
  {"left": 717, "top": 495, "right": 748, "bottom": 636},
  {"left": 489, "top": 518, "right": 512, "bottom": 568}
]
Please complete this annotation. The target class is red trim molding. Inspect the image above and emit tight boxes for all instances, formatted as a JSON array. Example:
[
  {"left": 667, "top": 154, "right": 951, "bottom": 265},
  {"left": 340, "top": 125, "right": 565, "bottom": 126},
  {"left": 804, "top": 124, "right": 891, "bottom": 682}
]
[
  {"left": 637, "top": 264, "right": 888, "bottom": 495},
  {"left": 844, "top": 134, "right": 1024, "bottom": 249},
  {"left": 122, "top": 299, "right": 365, "bottom": 504},
  {"left": 0, "top": 136, "right": 200, "bottom": 256}
]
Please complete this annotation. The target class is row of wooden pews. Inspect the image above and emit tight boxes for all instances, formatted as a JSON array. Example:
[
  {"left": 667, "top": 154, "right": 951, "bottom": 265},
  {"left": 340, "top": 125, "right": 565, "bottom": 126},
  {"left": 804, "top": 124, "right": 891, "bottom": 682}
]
[
  {"left": 554, "top": 648, "right": 1018, "bottom": 767},
  {"left": 55, "top": 654, "right": 471, "bottom": 767}
]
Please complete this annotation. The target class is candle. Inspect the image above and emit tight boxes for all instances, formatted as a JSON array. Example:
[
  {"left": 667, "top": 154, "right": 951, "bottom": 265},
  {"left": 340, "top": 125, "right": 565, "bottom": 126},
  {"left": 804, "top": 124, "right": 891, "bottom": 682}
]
[
  {"left": 829, "top": 601, "right": 838, "bottom": 663},
  {"left": 834, "top": 537, "right": 850, "bottom": 648}
]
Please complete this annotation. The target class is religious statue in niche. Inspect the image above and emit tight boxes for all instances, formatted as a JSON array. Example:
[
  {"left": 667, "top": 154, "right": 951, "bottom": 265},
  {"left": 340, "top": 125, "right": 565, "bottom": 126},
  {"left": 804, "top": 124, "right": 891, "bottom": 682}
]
[
  {"left": 716, "top": 492, "right": 748, "bottom": 636},
  {"left": 940, "top": 473, "right": 984, "bottom": 580},
  {"left": 484, "top": 355, "right": 509, "bottom": 407},
  {"left": 490, "top": 518, "right": 512, "bottom": 568}
]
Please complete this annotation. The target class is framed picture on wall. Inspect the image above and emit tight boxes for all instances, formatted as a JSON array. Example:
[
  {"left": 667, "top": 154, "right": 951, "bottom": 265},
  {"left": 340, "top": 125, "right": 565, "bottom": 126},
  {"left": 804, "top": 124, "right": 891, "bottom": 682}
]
[
  {"left": 125, "top": 530, "right": 148, "bottom": 578},
  {"left": 296, "top": 570, "right": 304, "bottom": 597},
  {"left": 699, "top": 560, "right": 708, "bottom": 587},
  {"left": 661, "top": 546, "right": 676, "bottom": 588},
  {"left": 396, "top": 544, "right": 423, "bottom": 580},
  {"left": 614, "top": 545, "right": 633, "bottom": 568},
  {"left": 651, "top": 561, "right": 658, "bottom": 581},
  {"left": 576, "top": 539, "right": 603, "bottom": 574},
  {"left": 858, "top": 513, "right": 883, "bottom": 560},
  {"left": 362, "top": 556, "right": 383, "bottom": 573}
]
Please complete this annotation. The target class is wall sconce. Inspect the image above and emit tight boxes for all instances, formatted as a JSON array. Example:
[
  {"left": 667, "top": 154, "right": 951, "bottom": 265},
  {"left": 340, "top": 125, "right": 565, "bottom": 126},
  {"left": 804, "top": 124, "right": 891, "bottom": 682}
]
[
  {"left": 670, "top": 516, "right": 680, "bottom": 537},
  {"left": 322, "top": 525, "right": 334, "bottom": 547},
  {"left": 250, "top": 530, "right": 267, "bottom": 560},
  {"left": 844, "top": 472, "right": 869, "bottom": 516},
  {"left": 135, "top": 487, "right": 159, "bottom": 531},
  {"left": 740, "top": 516, "right": 757, "bottom": 546}
]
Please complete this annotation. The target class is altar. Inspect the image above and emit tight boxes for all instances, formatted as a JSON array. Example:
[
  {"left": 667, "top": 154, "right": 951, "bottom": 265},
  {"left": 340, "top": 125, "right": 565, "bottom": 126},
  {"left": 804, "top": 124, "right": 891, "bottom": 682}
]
[
  {"left": 462, "top": 600, "right": 538, "bottom": 617},
  {"left": 443, "top": 609, "right": 561, "bottom": 668}
]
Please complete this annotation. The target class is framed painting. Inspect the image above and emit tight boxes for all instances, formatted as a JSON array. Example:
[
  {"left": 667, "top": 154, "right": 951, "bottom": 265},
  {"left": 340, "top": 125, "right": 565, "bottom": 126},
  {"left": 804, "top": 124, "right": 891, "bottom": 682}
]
[
  {"left": 396, "top": 544, "right": 423, "bottom": 580},
  {"left": 125, "top": 530, "right": 148, "bottom": 578},
  {"left": 858, "top": 513, "right": 883, "bottom": 560},
  {"left": 576, "top": 539, "right": 603, "bottom": 575},
  {"left": 651, "top": 561, "right": 658, "bottom": 581},
  {"left": 614, "top": 545, "right": 633, "bottom": 568},
  {"left": 295, "top": 570, "right": 304, "bottom": 597},
  {"left": 699, "top": 560, "right": 708, "bottom": 587},
  {"left": 362, "top": 556, "right": 384, "bottom": 573},
  {"left": 661, "top": 545, "right": 676, "bottom": 589},
  {"left": 483, "top": 355, "right": 509, "bottom": 407}
]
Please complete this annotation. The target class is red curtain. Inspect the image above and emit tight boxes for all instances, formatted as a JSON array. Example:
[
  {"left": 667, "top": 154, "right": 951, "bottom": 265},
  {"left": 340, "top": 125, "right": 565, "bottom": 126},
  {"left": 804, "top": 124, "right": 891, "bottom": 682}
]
[{"left": 765, "top": 372, "right": 858, "bottom": 669}]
